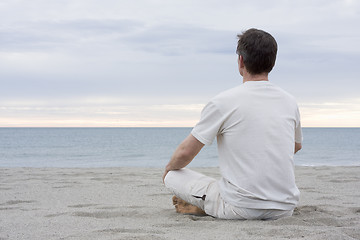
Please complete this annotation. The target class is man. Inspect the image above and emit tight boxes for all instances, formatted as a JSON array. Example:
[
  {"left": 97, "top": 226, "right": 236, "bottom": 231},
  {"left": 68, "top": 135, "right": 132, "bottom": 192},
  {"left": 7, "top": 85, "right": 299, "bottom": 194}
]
[{"left": 163, "top": 28, "right": 302, "bottom": 220}]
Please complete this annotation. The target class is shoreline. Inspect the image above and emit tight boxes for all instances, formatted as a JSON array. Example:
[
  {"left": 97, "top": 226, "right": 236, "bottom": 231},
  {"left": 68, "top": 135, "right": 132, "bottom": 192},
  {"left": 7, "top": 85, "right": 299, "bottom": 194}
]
[{"left": 1, "top": 166, "right": 359, "bottom": 239}]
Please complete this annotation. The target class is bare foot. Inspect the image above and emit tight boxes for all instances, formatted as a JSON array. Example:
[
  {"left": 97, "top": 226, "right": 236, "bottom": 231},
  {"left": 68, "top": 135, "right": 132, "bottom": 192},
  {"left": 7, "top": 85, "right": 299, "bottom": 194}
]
[{"left": 172, "top": 196, "right": 207, "bottom": 216}]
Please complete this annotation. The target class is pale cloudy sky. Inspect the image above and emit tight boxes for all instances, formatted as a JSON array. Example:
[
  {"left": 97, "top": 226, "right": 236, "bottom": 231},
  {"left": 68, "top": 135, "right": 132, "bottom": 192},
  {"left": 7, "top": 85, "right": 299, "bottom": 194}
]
[{"left": 0, "top": 0, "right": 359, "bottom": 127}]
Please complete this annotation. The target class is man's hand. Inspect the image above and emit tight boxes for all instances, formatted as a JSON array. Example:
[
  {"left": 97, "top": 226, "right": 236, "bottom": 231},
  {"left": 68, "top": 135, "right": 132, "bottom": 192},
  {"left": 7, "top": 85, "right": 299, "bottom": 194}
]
[
  {"left": 162, "top": 134, "right": 204, "bottom": 183},
  {"left": 294, "top": 142, "right": 302, "bottom": 154}
]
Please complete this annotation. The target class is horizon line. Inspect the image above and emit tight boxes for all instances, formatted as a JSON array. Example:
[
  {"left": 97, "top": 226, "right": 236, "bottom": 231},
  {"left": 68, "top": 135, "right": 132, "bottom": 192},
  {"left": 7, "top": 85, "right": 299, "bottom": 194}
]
[{"left": 1, "top": 126, "right": 360, "bottom": 129}]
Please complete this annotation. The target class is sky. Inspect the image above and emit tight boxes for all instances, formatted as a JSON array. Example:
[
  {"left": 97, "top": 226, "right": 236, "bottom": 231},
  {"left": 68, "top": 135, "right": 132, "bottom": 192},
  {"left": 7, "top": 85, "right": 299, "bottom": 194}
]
[{"left": 0, "top": 0, "right": 359, "bottom": 127}]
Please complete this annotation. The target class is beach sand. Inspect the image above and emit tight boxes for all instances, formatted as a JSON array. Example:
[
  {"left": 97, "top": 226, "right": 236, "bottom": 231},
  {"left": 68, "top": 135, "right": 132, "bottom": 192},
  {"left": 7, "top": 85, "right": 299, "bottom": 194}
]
[{"left": 0, "top": 166, "right": 359, "bottom": 240}]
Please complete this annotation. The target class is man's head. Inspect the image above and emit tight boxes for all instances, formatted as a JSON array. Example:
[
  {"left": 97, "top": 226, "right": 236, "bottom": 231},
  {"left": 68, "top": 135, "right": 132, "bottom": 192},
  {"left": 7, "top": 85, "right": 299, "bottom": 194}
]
[{"left": 236, "top": 28, "right": 277, "bottom": 75}]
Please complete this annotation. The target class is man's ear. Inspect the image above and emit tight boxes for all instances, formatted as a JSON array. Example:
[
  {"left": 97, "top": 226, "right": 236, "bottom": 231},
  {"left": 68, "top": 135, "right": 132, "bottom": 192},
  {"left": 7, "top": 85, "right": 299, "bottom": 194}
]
[
  {"left": 239, "top": 55, "right": 245, "bottom": 68},
  {"left": 238, "top": 55, "right": 245, "bottom": 76}
]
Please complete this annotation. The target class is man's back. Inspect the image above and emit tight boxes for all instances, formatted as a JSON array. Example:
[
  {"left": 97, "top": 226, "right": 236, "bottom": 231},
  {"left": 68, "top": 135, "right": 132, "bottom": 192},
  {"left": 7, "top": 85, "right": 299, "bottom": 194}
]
[
  {"left": 164, "top": 29, "right": 302, "bottom": 219},
  {"left": 192, "top": 81, "right": 302, "bottom": 210}
]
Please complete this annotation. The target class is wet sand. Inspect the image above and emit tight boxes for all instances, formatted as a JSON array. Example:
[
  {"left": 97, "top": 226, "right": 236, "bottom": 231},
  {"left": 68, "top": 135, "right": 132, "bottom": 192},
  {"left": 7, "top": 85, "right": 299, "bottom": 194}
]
[{"left": 0, "top": 166, "right": 359, "bottom": 240}]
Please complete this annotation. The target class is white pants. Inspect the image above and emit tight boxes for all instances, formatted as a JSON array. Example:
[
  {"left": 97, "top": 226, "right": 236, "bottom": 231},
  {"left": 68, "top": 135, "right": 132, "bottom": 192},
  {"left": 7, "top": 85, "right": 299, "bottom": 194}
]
[{"left": 164, "top": 168, "right": 293, "bottom": 220}]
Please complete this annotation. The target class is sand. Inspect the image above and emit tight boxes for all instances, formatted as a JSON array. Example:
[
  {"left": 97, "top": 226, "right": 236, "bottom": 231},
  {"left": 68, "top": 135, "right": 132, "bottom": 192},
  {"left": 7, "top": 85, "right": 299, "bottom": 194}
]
[{"left": 0, "top": 166, "right": 359, "bottom": 240}]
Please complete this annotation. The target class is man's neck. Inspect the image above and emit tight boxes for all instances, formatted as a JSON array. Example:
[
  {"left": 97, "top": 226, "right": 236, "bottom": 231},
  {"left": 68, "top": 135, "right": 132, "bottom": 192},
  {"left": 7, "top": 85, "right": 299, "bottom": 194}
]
[{"left": 242, "top": 72, "right": 269, "bottom": 83}]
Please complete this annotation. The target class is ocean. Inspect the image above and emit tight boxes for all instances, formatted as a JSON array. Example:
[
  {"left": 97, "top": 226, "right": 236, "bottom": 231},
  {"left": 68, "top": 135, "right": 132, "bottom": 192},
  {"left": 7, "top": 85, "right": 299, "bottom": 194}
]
[{"left": 0, "top": 128, "right": 359, "bottom": 168}]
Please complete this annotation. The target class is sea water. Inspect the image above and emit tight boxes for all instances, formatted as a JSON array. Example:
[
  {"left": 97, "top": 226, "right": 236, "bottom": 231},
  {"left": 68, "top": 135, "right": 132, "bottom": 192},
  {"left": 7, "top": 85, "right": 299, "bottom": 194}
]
[{"left": 0, "top": 128, "right": 359, "bottom": 168}]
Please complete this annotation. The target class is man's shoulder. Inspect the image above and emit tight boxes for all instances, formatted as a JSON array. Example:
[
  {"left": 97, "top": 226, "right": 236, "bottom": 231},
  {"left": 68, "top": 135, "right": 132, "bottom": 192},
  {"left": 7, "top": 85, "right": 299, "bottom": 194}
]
[
  {"left": 210, "top": 82, "right": 299, "bottom": 108},
  {"left": 211, "top": 85, "right": 244, "bottom": 102},
  {"left": 271, "top": 84, "right": 298, "bottom": 103}
]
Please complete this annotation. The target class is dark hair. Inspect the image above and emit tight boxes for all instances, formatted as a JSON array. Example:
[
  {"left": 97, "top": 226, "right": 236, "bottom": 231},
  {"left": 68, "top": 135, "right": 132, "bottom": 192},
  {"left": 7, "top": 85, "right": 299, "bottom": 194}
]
[{"left": 236, "top": 28, "right": 277, "bottom": 74}]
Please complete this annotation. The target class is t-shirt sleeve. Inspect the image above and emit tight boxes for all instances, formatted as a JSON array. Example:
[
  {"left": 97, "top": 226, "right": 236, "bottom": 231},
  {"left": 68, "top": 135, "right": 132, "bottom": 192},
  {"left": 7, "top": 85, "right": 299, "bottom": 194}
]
[
  {"left": 191, "top": 101, "right": 224, "bottom": 145},
  {"left": 295, "top": 106, "right": 303, "bottom": 143}
]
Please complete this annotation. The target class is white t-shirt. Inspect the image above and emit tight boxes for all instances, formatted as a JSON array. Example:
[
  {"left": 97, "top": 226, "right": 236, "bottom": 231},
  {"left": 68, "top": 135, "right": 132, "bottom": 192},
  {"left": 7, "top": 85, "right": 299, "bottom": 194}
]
[{"left": 191, "top": 81, "right": 302, "bottom": 210}]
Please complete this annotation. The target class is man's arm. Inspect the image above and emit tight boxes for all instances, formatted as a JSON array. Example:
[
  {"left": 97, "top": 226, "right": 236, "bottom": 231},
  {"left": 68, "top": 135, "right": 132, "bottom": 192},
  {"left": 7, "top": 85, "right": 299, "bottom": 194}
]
[
  {"left": 162, "top": 134, "right": 204, "bottom": 182},
  {"left": 294, "top": 142, "right": 302, "bottom": 154}
]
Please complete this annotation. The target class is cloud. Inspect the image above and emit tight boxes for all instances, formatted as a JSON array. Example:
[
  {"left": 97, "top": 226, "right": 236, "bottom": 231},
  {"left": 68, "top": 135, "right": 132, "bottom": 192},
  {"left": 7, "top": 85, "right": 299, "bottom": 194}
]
[
  {"left": 300, "top": 98, "right": 360, "bottom": 127},
  {"left": 0, "top": 18, "right": 237, "bottom": 58},
  {"left": 0, "top": 19, "right": 240, "bottom": 102},
  {"left": 121, "top": 24, "right": 235, "bottom": 56},
  {"left": 0, "top": 19, "right": 143, "bottom": 52},
  {"left": 0, "top": 0, "right": 359, "bottom": 127},
  {"left": 0, "top": 98, "right": 205, "bottom": 127},
  {"left": 270, "top": 30, "right": 360, "bottom": 101}
]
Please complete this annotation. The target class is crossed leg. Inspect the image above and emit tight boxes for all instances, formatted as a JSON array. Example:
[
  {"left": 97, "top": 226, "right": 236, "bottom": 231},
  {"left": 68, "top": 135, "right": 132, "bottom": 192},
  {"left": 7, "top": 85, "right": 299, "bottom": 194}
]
[
  {"left": 172, "top": 195, "right": 207, "bottom": 216},
  {"left": 164, "top": 168, "right": 216, "bottom": 216}
]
